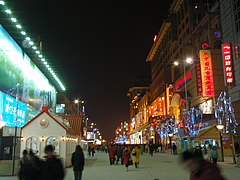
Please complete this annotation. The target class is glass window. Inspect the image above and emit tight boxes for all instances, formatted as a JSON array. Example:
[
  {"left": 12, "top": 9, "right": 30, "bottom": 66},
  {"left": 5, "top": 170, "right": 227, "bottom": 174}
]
[
  {"left": 26, "top": 136, "right": 39, "bottom": 154},
  {"left": 46, "top": 136, "right": 59, "bottom": 155}
]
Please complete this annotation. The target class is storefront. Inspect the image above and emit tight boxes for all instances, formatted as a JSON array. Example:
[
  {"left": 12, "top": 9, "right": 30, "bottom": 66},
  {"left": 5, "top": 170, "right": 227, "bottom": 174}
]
[{"left": 21, "top": 106, "right": 78, "bottom": 167}]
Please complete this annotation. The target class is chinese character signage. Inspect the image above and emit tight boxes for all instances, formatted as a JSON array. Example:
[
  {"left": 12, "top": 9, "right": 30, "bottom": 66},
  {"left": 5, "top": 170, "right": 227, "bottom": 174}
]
[
  {"left": 222, "top": 43, "right": 234, "bottom": 85},
  {"left": 195, "top": 61, "right": 202, "bottom": 95},
  {"left": 0, "top": 91, "right": 27, "bottom": 127},
  {"left": 199, "top": 50, "right": 215, "bottom": 97}
]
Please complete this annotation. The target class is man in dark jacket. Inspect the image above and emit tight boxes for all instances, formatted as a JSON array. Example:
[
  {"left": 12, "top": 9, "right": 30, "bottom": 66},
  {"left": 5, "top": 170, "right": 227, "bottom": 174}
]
[
  {"left": 116, "top": 145, "right": 123, "bottom": 165},
  {"left": 41, "top": 145, "right": 65, "bottom": 180},
  {"left": 181, "top": 150, "right": 226, "bottom": 180},
  {"left": 71, "top": 145, "right": 85, "bottom": 180}
]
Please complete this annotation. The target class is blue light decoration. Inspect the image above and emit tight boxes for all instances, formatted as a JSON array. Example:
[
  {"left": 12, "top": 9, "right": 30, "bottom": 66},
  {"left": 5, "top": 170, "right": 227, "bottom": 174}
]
[
  {"left": 185, "top": 107, "right": 203, "bottom": 136},
  {"left": 215, "top": 91, "right": 238, "bottom": 133},
  {"left": 0, "top": 91, "right": 27, "bottom": 127}
]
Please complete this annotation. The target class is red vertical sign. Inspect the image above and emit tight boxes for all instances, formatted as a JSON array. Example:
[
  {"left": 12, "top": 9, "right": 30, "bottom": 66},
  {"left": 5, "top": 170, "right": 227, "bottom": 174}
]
[
  {"left": 222, "top": 43, "right": 234, "bottom": 85},
  {"left": 195, "top": 61, "right": 202, "bottom": 95},
  {"left": 199, "top": 50, "right": 215, "bottom": 97}
]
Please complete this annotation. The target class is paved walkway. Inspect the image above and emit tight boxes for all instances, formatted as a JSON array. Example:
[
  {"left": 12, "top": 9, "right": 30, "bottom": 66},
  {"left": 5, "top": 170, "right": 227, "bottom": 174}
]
[{"left": 0, "top": 152, "right": 239, "bottom": 180}]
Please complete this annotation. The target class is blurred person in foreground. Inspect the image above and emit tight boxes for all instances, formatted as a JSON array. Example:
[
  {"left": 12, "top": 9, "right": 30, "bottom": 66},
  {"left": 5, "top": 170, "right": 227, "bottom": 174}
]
[
  {"left": 71, "top": 145, "right": 85, "bottom": 180},
  {"left": 41, "top": 145, "right": 65, "bottom": 180},
  {"left": 180, "top": 150, "right": 225, "bottom": 180}
]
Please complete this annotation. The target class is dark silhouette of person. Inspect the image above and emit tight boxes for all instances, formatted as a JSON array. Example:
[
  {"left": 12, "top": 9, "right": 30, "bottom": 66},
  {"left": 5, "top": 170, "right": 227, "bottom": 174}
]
[
  {"left": 180, "top": 150, "right": 225, "bottom": 180},
  {"left": 40, "top": 145, "right": 65, "bottom": 180},
  {"left": 71, "top": 145, "right": 85, "bottom": 180},
  {"left": 19, "top": 149, "right": 29, "bottom": 180}
]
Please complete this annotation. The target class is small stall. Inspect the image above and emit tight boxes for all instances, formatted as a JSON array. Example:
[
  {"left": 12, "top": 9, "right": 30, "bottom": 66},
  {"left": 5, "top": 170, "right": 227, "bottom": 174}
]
[{"left": 21, "top": 106, "right": 78, "bottom": 167}]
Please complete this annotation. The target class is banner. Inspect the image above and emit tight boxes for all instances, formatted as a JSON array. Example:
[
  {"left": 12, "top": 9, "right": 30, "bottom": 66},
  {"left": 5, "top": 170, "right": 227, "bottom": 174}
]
[
  {"left": 199, "top": 50, "right": 215, "bottom": 97},
  {"left": 222, "top": 43, "right": 234, "bottom": 85}
]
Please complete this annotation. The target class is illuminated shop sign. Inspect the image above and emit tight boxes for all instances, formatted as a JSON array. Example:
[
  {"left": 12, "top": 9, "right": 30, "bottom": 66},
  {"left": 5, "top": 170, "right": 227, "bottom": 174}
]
[
  {"left": 198, "top": 99, "right": 213, "bottom": 114},
  {"left": 175, "top": 71, "right": 192, "bottom": 90},
  {"left": 222, "top": 43, "right": 234, "bottom": 85},
  {"left": 0, "top": 91, "right": 27, "bottom": 127},
  {"left": 199, "top": 50, "right": 214, "bottom": 97}
]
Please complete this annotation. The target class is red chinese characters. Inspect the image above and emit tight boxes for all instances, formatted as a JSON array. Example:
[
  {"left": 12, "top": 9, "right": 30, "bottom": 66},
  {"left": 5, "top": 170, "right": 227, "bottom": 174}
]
[
  {"left": 199, "top": 50, "right": 215, "bottom": 97},
  {"left": 222, "top": 43, "right": 234, "bottom": 85}
]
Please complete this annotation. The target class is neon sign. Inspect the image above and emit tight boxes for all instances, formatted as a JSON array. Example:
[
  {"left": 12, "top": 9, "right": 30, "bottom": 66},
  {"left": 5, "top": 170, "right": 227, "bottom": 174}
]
[
  {"left": 199, "top": 50, "right": 214, "bottom": 97},
  {"left": 222, "top": 43, "right": 234, "bottom": 85}
]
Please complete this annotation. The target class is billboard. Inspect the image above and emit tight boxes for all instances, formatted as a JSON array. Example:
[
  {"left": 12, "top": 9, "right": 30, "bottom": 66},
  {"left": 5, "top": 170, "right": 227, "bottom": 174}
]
[
  {"left": 199, "top": 50, "right": 215, "bottom": 97},
  {"left": 0, "top": 25, "right": 56, "bottom": 112},
  {"left": 222, "top": 43, "right": 234, "bottom": 85}
]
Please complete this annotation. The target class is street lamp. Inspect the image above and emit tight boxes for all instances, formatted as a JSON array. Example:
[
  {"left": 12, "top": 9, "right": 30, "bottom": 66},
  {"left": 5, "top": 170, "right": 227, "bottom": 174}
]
[
  {"left": 216, "top": 124, "right": 224, "bottom": 162},
  {"left": 174, "top": 57, "right": 193, "bottom": 111}
]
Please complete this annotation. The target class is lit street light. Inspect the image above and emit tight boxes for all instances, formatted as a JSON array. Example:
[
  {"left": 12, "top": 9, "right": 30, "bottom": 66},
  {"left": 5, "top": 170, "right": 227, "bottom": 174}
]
[
  {"left": 174, "top": 57, "right": 193, "bottom": 111},
  {"left": 216, "top": 124, "right": 224, "bottom": 162}
]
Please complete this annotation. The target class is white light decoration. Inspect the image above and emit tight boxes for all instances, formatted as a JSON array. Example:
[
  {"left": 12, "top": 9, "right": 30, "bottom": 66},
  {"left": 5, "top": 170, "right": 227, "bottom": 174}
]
[
  {"left": 21, "top": 31, "right": 26, "bottom": 35},
  {"left": 5, "top": 9, "right": 11, "bottom": 14},
  {"left": 16, "top": 24, "right": 21, "bottom": 29},
  {"left": 215, "top": 91, "right": 238, "bottom": 133},
  {"left": 1, "top": 2, "right": 66, "bottom": 91},
  {"left": 11, "top": 17, "right": 17, "bottom": 22}
]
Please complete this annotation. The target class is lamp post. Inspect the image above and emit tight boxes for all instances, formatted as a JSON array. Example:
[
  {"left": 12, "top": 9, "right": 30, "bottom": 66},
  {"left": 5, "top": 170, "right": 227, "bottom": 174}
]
[
  {"left": 174, "top": 58, "right": 193, "bottom": 111},
  {"left": 216, "top": 124, "right": 224, "bottom": 162}
]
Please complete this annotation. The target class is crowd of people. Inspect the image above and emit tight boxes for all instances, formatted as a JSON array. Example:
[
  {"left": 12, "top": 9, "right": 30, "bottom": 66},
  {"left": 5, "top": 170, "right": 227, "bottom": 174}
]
[
  {"left": 19, "top": 144, "right": 85, "bottom": 180},
  {"left": 107, "top": 144, "right": 140, "bottom": 171}
]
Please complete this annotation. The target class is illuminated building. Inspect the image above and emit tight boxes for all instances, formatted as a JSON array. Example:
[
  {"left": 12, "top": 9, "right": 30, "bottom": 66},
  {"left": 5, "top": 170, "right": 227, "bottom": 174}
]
[
  {"left": 146, "top": 0, "right": 226, "bottom": 151},
  {"left": 220, "top": 0, "right": 240, "bottom": 125}
]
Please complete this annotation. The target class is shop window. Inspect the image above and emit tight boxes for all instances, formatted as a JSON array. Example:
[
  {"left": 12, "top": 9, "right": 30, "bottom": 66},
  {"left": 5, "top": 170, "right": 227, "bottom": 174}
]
[
  {"left": 46, "top": 136, "right": 59, "bottom": 155},
  {"left": 26, "top": 136, "right": 39, "bottom": 154}
]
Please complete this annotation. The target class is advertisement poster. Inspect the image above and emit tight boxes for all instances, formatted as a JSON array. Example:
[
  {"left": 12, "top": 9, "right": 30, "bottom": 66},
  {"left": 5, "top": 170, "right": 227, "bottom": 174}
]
[{"left": 0, "top": 25, "right": 56, "bottom": 112}]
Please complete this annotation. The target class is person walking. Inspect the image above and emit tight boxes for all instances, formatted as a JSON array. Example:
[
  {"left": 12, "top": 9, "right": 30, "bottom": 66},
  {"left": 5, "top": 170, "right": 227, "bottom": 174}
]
[
  {"left": 71, "top": 145, "right": 85, "bottom": 180},
  {"left": 88, "top": 145, "right": 91, "bottom": 157},
  {"left": 116, "top": 145, "right": 123, "bottom": 165},
  {"left": 41, "top": 145, "right": 65, "bottom": 180},
  {"left": 108, "top": 144, "right": 115, "bottom": 165},
  {"left": 149, "top": 143, "right": 154, "bottom": 156},
  {"left": 180, "top": 150, "right": 225, "bottom": 180},
  {"left": 123, "top": 147, "right": 131, "bottom": 172},
  {"left": 210, "top": 146, "right": 219, "bottom": 166},
  {"left": 19, "top": 149, "right": 29, "bottom": 180},
  {"left": 172, "top": 143, "right": 177, "bottom": 155},
  {"left": 132, "top": 145, "right": 140, "bottom": 168}
]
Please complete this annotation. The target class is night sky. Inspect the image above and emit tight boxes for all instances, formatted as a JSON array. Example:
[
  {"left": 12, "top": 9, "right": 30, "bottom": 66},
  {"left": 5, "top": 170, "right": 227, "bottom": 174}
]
[{"left": 6, "top": 0, "right": 170, "bottom": 140}]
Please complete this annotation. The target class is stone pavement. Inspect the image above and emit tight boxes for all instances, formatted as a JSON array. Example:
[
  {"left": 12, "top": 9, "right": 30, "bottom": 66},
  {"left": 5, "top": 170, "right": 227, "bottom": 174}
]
[{"left": 0, "top": 151, "right": 239, "bottom": 180}]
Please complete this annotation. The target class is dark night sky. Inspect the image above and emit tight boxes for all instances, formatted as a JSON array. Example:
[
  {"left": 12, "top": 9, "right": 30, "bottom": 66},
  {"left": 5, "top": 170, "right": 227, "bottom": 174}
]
[{"left": 6, "top": 0, "right": 170, "bottom": 140}]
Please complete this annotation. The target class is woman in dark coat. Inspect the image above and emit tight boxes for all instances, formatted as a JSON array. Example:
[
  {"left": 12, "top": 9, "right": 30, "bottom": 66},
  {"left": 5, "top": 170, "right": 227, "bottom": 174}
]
[
  {"left": 123, "top": 147, "right": 131, "bottom": 172},
  {"left": 71, "top": 145, "right": 85, "bottom": 180},
  {"left": 41, "top": 145, "right": 65, "bottom": 180}
]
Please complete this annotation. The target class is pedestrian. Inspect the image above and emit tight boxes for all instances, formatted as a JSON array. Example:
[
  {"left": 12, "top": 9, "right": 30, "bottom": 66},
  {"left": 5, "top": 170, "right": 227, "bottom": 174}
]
[
  {"left": 91, "top": 146, "right": 95, "bottom": 157},
  {"left": 123, "top": 147, "right": 131, "bottom": 172},
  {"left": 108, "top": 144, "right": 115, "bottom": 165},
  {"left": 41, "top": 145, "right": 65, "bottom": 180},
  {"left": 88, "top": 145, "right": 91, "bottom": 157},
  {"left": 210, "top": 146, "right": 219, "bottom": 166},
  {"left": 149, "top": 143, "right": 154, "bottom": 156},
  {"left": 28, "top": 150, "right": 42, "bottom": 180},
  {"left": 19, "top": 149, "right": 29, "bottom": 180},
  {"left": 172, "top": 143, "right": 177, "bottom": 155},
  {"left": 71, "top": 145, "right": 85, "bottom": 180},
  {"left": 132, "top": 145, "right": 140, "bottom": 168},
  {"left": 180, "top": 150, "right": 225, "bottom": 180},
  {"left": 116, "top": 145, "right": 123, "bottom": 165}
]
